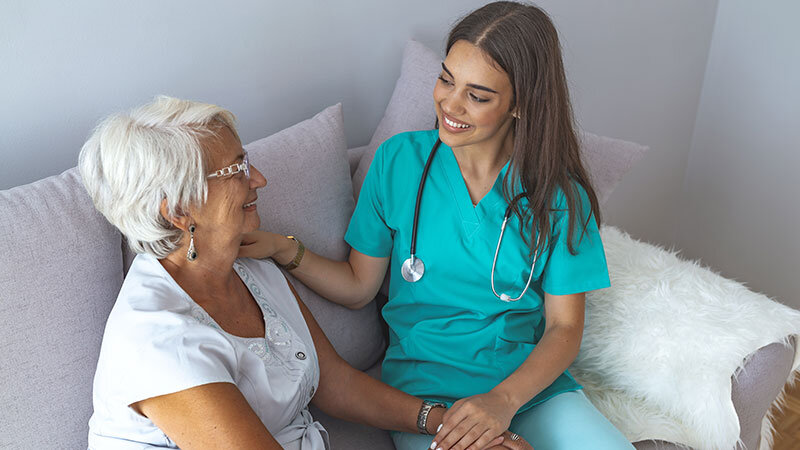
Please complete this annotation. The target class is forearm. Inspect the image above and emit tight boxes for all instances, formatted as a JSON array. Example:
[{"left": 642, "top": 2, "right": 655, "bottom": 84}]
[
  {"left": 294, "top": 281, "right": 440, "bottom": 435},
  {"left": 272, "top": 237, "right": 375, "bottom": 308},
  {"left": 312, "top": 361, "right": 443, "bottom": 434},
  {"left": 492, "top": 324, "right": 583, "bottom": 411}
]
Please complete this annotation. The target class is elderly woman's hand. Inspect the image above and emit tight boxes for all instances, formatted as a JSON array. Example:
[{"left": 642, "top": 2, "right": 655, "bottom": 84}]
[{"left": 239, "top": 230, "right": 293, "bottom": 262}]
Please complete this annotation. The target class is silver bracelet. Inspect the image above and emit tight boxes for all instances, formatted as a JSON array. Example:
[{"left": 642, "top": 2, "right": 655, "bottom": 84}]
[{"left": 417, "top": 400, "right": 447, "bottom": 435}]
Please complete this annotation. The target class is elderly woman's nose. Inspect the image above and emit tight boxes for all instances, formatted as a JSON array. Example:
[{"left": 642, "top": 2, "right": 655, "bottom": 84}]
[{"left": 249, "top": 165, "right": 267, "bottom": 188}]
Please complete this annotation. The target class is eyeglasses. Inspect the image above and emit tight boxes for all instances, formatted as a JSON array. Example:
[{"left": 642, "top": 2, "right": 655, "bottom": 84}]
[{"left": 207, "top": 151, "right": 250, "bottom": 180}]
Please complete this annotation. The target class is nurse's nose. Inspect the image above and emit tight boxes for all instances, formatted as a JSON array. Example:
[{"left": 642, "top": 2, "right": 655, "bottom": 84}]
[{"left": 441, "top": 91, "right": 466, "bottom": 117}]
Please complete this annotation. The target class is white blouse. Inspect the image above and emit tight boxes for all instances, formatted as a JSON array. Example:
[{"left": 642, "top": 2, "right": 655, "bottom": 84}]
[{"left": 88, "top": 254, "right": 328, "bottom": 449}]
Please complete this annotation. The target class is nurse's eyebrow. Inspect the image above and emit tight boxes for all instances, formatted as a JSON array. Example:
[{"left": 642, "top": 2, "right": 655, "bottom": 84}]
[{"left": 441, "top": 63, "right": 499, "bottom": 94}]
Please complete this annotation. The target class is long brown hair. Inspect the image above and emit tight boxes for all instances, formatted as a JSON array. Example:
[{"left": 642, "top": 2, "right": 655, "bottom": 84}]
[{"left": 447, "top": 1, "right": 601, "bottom": 256}]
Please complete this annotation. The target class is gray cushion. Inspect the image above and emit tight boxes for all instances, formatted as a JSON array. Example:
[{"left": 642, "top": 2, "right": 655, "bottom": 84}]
[
  {"left": 245, "top": 104, "right": 385, "bottom": 371},
  {"left": 580, "top": 132, "right": 648, "bottom": 205},
  {"left": 122, "top": 238, "right": 136, "bottom": 275},
  {"left": 353, "top": 40, "right": 648, "bottom": 206},
  {"left": 348, "top": 145, "right": 369, "bottom": 178},
  {"left": 352, "top": 40, "right": 441, "bottom": 201},
  {"left": 0, "top": 167, "right": 124, "bottom": 449}
]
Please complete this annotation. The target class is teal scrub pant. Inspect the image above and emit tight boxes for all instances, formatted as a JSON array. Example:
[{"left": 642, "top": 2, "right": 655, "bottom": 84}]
[{"left": 391, "top": 390, "right": 634, "bottom": 450}]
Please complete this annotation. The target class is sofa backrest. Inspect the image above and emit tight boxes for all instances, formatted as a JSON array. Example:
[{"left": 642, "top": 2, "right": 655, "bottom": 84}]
[{"left": 0, "top": 167, "right": 124, "bottom": 449}]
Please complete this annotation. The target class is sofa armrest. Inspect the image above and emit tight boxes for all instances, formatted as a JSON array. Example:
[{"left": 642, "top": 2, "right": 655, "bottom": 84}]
[
  {"left": 733, "top": 336, "right": 796, "bottom": 449},
  {"left": 633, "top": 337, "right": 797, "bottom": 450}
]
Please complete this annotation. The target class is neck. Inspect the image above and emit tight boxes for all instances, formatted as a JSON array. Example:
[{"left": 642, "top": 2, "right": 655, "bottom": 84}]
[
  {"left": 451, "top": 129, "right": 514, "bottom": 179},
  {"left": 160, "top": 240, "right": 240, "bottom": 299}
]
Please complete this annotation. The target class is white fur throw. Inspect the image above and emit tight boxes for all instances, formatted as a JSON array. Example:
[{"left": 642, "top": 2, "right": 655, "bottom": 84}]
[{"left": 571, "top": 226, "right": 800, "bottom": 449}]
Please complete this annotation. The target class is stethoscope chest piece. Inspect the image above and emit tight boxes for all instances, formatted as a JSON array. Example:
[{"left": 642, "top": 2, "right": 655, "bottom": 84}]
[{"left": 401, "top": 256, "right": 425, "bottom": 283}]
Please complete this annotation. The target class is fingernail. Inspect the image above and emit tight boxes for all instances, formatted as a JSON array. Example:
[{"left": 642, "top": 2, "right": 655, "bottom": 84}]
[
  {"left": 437, "top": 424, "right": 442, "bottom": 432},
  {"left": 429, "top": 442, "right": 436, "bottom": 450}
]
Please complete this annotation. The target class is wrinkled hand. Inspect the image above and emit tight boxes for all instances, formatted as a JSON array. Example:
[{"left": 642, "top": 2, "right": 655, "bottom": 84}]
[
  {"left": 485, "top": 431, "right": 533, "bottom": 450},
  {"left": 238, "top": 230, "right": 287, "bottom": 260},
  {"left": 431, "top": 391, "right": 515, "bottom": 450}
]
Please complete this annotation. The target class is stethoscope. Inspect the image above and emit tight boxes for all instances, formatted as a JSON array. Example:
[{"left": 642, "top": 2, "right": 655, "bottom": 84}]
[{"left": 400, "top": 139, "right": 540, "bottom": 302}]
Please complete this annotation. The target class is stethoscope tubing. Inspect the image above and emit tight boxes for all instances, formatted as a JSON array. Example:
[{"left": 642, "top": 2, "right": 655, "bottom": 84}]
[
  {"left": 408, "top": 139, "right": 442, "bottom": 264},
  {"left": 403, "top": 138, "right": 539, "bottom": 302},
  {"left": 491, "top": 195, "right": 540, "bottom": 302}
]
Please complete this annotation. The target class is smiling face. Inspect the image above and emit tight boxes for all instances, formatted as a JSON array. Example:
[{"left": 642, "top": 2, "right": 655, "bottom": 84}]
[
  {"left": 433, "top": 40, "right": 516, "bottom": 153},
  {"left": 190, "top": 125, "right": 267, "bottom": 248}
]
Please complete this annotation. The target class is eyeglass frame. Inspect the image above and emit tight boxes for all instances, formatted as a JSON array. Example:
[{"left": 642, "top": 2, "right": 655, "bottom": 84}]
[{"left": 206, "top": 150, "right": 250, "bottom": 180}]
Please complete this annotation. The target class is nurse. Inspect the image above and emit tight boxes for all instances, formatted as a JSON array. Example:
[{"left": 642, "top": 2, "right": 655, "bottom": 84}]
[{"left": 242, "top": 2, "right": 633, "bottom": 449}]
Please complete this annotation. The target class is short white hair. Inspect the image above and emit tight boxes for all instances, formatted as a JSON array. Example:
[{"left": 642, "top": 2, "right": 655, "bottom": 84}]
[{"left": 79, "top": 96, "right": 239, "bottom": 258}]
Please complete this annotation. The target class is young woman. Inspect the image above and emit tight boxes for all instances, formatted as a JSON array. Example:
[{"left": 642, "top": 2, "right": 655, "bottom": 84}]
[{"left": 242, "top": 2, "right": 634, "bottom": 449}]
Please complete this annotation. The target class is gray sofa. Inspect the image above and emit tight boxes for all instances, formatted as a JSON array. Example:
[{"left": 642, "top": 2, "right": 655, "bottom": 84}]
[{"left": 1, "top": 41, "right": 796, "bottom": 449}]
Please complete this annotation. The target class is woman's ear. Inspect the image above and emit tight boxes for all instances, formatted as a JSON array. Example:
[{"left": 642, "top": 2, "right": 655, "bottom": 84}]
[{"left": 159, "top": 199, "right": 192, "bottom": 232}]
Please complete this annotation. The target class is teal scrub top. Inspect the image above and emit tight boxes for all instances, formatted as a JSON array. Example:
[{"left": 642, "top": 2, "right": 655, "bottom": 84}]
[{"left": 345, "top": 130, "right": 610, "bottom": 414}]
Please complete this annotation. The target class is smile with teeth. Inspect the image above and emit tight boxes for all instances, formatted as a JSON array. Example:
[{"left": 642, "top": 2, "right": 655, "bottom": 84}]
[
  {"left": 243, "top": 200, "right": 257, "bottom": 209},
  {"left": 444, "top": 115, "right": 471, "bottom": 129}
]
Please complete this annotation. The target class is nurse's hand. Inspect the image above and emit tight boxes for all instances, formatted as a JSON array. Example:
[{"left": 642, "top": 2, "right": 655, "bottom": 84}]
[
  {"left": 432, "top": 391, "right": 515, "bottom": 450},
  {"left": 239, "top": 231, "right": 295, "bottom": 263}
]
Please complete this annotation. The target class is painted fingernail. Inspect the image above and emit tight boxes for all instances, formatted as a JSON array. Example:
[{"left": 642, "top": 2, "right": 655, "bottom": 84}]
[
  {"left": 429, "top": 442, "right": 436, "bottom": 450},
  {"left": 437, "top": 424, "right": 443, "bottom": 432}
]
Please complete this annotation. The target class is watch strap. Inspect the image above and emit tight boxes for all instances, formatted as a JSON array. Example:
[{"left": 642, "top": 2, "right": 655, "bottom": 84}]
[
  {"left": 280, "top": 236, "right": 305, "bottom": 271},
  {"left": 417, "top": 400, "right": 447, "bottom": 435}
]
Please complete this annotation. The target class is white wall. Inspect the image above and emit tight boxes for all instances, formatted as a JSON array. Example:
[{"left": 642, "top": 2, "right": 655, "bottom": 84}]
[
  {"left": 677, "top": 0, "right": 800, "bottom": 308},
  {"left": 2, "top": 0, "right": 718, "bottom": 251}
]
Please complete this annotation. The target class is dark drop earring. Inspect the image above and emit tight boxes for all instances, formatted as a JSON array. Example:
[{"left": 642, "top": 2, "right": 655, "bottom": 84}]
[{"left": 186, "top": 224, "right": 197, "bottom": 261}]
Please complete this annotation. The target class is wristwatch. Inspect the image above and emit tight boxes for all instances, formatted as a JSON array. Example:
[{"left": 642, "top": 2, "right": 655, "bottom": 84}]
[{"left": 417, "top": 400, "right": 447, "bottom": 435}]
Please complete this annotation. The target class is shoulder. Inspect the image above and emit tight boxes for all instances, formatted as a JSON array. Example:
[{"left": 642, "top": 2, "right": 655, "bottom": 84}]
[
  {"left": 117, "top": 253, "right": 192, "bottom": 313},
  {"left": 234, "top": 257, "right": 289, "bottom": 294},
  {"left": 102, "top": 254, "right": 235, "bottom": 362},
  {"left": 376, "top": 129, "right": 438, "bottom": 165},
  {"left": 550, "top": 180, "right": 591, "bottom": 213}
]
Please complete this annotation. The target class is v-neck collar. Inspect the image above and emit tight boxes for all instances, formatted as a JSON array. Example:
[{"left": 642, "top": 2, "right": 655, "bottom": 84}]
[{"left": 438, "top": 143, "right": 511, "bottom": 234}]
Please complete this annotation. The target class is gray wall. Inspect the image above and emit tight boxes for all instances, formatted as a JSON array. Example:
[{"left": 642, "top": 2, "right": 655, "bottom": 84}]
[
  {"left": 3, "top": 1, "right": 721, "bottom": 269},
  {"left": 677, "top": 0, "right": 800, "bottom": 308},
  {"left": 550, "top": 1, "right": 718, "bottom": 249}
]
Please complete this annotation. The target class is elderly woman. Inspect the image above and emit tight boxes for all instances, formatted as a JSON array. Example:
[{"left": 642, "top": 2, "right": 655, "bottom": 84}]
[{"left": 79, "top": 96, "right": 529, "bottom": 450}]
